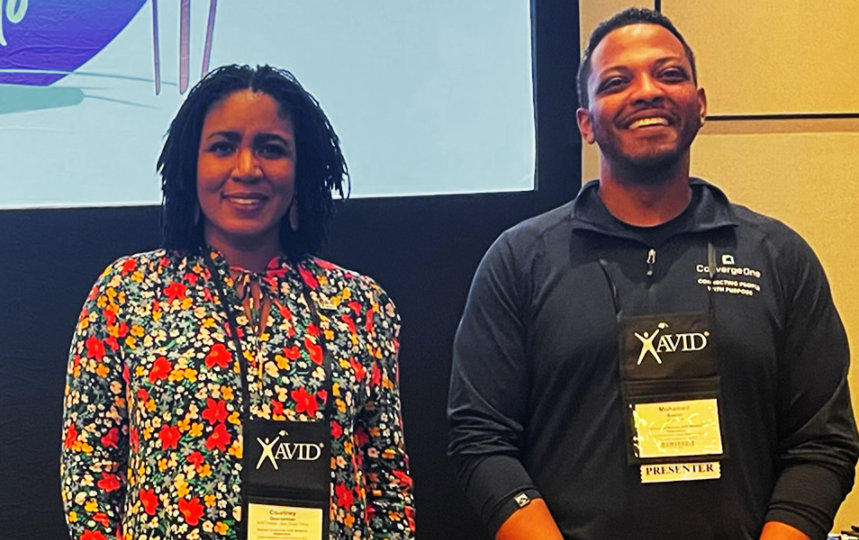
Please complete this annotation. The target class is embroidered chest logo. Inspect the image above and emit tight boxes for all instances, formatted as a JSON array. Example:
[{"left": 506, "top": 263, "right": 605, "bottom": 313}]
[
  {"left": 635, "top": 322, "right": 710, "bottom": 365},
  {"left": 256, "top": 430, "right": 324, "bottom": 470},
  {"left": 695, "top": 252, "right": 763, "bottom": 297}
]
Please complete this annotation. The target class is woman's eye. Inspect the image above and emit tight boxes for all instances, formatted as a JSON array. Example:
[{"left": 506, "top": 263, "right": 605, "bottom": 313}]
[
  {"left": 258, "top": 144, "right": 290, "bottom": 158},
  {"left": 208, "top": 142, "right": 235, "bottom": 155}
]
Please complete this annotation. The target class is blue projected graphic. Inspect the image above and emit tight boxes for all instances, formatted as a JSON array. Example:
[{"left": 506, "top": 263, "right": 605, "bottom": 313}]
[{"left": 0, "top": 1, "right": 534, "bottom": 208}]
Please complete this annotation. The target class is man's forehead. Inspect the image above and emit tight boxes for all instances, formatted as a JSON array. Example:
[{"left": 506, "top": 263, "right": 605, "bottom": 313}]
[{"left": 590, "top": 23, "right": 688, "bottom": 72}]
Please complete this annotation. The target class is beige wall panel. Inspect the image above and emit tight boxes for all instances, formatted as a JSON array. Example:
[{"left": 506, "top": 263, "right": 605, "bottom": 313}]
[
  {"left": 692, "top": 129, "right": 859, "bottom": 529},
  {"left": 664, "top": 0, "right": 859, "bottom": 115}
]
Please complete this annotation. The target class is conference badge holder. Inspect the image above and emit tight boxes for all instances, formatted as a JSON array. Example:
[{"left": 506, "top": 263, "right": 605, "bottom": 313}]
[
  {"left": 243, "top": 418, "right": 330, "bottom": 540},
  {"left": 618, "top": 312, "right": 726, "bottom": 484}
]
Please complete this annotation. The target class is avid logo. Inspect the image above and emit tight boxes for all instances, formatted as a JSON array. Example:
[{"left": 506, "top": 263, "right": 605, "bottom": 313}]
[
  {"left": 256, "top": 430, "right": 324, "bottom": 471},
  {"left": 634, "top": 322, "right": 709, "bottom": 365}
]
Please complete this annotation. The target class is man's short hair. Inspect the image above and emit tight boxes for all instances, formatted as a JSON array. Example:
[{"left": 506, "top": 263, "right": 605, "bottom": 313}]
[
  {"left": 158, "top": 64, "right": 348, "bottom": 262},
  {"left": 577, "top": 8, "right": 697, "bottom": 108}
]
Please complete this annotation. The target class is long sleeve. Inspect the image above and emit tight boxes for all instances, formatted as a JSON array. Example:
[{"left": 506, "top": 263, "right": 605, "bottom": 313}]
[
  {"left": 357, "top": 283, "right": 415, "bottom": 539},
  {"left": 447, "top": 233, "right": 540, "bottom": 535},
  {"left": 61, "top": 260, "right": 130, "bottom": 539},
  {"left": 767, "top": 234, "right": 859, "bottom": 539}
]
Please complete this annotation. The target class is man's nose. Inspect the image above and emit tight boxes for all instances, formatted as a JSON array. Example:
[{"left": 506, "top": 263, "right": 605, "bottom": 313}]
[
  {"left": 233, "top": 148, "right": 262, "bottom": 181},
  {"left": 630, "top": 74, "right": 665, "bottom": 105}
]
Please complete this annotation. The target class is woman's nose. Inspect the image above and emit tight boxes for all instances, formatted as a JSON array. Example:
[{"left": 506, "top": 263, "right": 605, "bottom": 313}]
[{"left": 233, "top": 148, "right": 262, "bottom": 181}]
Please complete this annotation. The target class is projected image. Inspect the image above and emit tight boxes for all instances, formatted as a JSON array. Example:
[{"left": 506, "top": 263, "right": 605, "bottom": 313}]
[{"left": 0, "top": 1, "right": 534, "bottom": 208}]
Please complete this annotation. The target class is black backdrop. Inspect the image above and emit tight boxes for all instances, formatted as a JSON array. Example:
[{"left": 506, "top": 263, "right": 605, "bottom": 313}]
[{"left": 0, "top": 2, "right": 580, "bottom": 538}]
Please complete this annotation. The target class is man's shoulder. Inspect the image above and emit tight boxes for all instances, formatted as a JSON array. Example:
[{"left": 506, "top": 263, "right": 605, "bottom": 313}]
[{"left": 497, "top": 200, "right": 576, "bottom": 249}]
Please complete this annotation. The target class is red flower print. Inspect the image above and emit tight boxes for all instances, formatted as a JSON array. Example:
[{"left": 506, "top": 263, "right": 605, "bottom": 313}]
[
  {"left": 130, "top": 427, "right": 139, "bottom": 451},
  {"left": 284, "top": 345, "right": 301, "bottom": 360},
  {"left": 331, "top": 421, "right": 342, "bottom": 438},
  {"left": 184, "top": 272, "right": 198, "bottom": 286},
  {"left": 136, "top": 388, "right": 149, "bottom": 402},
  {"left": 148, "top": 356, "right": 171, "bottom": 383},
  {"left": 164, "top": 281, "right": 187, "bottom": 303},
  {"left": 121, "top": 258, "right": 137, "bottom": 275},
  {"left": 316, "top": 259, "right": 335, "bottom": 270},
  {"left": 365, "top": 309, "right": 375, "bottom": 333},
  {"left": 298, "top": 266, "right": 318, "bottom": 289},
  {"left": 205, "top": 423, "right": 231, "bottom": 452},
  {"left": 139, "top": 488, "right": 158, "bottom": 516},
  {"left": 96, "top": 472, "right": 121, "bottom": 492},
  {"left": 348, "top": 301, "right": 362, "bottom": 315},
  {"left": 101, "top": 427, "right": 120, "bottom": 449},
  {"left": 393, "top": 470, "right": 413, "bottom": 488},
  {"left": 277, "top": 302, "right": 293, "bottom": 319},
  {"left": 306, "top": 323, "right": 320, "bottom": 338},
  {"left": 93, "top": 512, "right": 110, "bottom": 527},
  {"left": 291, "top": 387, "right": 319, "bottom": 416},
  {"left": 349, "top": 357, "right": 365, "bottom": 382},
  {"left": 201, "top": 398, "right": 228, "bottom": 425},
  {"left": 341, "top": 314, "right": 357, "bottom": 334},
  {"left": 334, "top": 483, "right": 354, "bottom": 509},
  {"left": 105, "top": 336, "right": 119, "bottom": 352},
  {"left": 371, "top": 363, "right": 382, "bottom": 387},
  {"left": 205, "top": 343, "right": 231, "bottom": 369},
  {"left": 271, "top": 400, "right": 284, "bottom": 417},
  {"left": 116, "top": 321, "right": 129, "bottom": 337},
  {"left": 178, "top": 497, "right": 204, "bottom": 526},
  {"left": 187, "top": 451, "right": 204, "bottom": 466},
  {"left": 80, "top": 530, "right": 107, "bottom": 540},
  {"left": 103, "top": 308, "right": 117, "bottom": 327},
  {"left": 85, "top": 335, "right": 105, "bottom": 361},
  {"left": 63, "top": 424, "right": 78, "bottom": 449},
  {"left": 304, "top": 337, "right": 323, "bottom": 365},
  {"left": 158, "top": 425, "right": 181, "bottom": 450}
]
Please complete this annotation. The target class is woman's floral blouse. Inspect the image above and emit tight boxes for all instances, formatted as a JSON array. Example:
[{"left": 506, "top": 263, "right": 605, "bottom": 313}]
[{"left": 61, "top": 249, "right": 415, "bottom": 539}]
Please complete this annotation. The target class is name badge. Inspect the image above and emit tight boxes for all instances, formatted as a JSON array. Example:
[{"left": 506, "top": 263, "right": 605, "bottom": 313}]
[
  {"left": 247, "top": 499, "right": 323, "bottom": 540},
  {"left": 632, "top": 398, "right": 723, "bottom": 459}
]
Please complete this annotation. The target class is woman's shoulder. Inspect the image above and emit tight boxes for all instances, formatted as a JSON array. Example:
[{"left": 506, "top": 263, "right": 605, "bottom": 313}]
[{"left": 302, "top": 257, "right": 396, "bottom": 309}]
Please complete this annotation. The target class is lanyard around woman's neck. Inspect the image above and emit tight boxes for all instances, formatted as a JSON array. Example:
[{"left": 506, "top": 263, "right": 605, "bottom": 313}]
[{"left": 202, "top": 252, "right": 333, "bottom": 422}]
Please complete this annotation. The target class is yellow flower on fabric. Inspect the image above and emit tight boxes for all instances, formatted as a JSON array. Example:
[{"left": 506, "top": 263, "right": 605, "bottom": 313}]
[
  {"left": 215, "top": 522, "right": 229, "bottom": 535},
  {"left": 190, "top": 422, "right": 204, "bottom": 437},
  {"left": 205, "top": 494, "right": 217, "bottom": 507},
  {"left": 221, "top": 386, "right": 234, "bottom": 401},
  {"left": 130, "top": 325, "right": 144, "bottom": 337},
  {"left": 84, "top": 499, "right": 98, "bottom": 512}
]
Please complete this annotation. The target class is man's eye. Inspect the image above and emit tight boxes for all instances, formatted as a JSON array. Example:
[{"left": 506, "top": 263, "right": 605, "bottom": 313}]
[
  {"left": 599, "top": 78, "right": 625, "bottom": 93},
  {"left": 660, "top": 68, "right": 688, "bottom": 81}
]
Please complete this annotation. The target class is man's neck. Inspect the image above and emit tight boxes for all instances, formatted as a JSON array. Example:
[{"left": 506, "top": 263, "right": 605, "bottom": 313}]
[{"left": 597, "top": 156, "right": 692, "bottom": 227}]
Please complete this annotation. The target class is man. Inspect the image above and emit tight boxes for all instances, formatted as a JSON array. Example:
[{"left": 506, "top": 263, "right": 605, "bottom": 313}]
[{"left": 447, "top": 8, "right": 858, "bottom": 540}]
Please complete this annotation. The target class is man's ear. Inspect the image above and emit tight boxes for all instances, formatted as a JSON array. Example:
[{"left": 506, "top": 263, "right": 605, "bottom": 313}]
[
  {"left": 576, "top": 107, "right": 596, "bottom": 145},
  {"left": 697, "top": 87, "right": 707, "bottom": 123}
]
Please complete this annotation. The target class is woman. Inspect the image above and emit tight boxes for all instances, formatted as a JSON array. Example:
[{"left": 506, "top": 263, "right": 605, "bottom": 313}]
[{"left": 61, "top": 65, "right": 415, "bottom": 540}]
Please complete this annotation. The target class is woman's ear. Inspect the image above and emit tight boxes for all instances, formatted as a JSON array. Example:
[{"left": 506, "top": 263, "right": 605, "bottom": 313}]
[{"left": 289, "top": 201, "right": 299, "bottom": 231}]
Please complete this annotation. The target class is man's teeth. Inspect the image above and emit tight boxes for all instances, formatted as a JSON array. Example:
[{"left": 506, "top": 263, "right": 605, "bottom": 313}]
[{"left": 630, "top": 117, "right": 669, "bottom": 128}]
